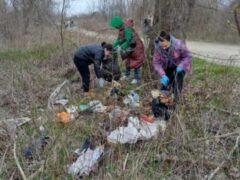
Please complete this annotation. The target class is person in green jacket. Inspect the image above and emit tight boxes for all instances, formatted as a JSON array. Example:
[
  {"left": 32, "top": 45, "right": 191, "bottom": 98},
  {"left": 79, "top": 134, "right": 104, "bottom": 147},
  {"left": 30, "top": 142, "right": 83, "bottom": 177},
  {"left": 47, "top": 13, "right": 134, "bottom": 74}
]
[{"left": 110, "top": 16, "right": 145, "bottom": 84}]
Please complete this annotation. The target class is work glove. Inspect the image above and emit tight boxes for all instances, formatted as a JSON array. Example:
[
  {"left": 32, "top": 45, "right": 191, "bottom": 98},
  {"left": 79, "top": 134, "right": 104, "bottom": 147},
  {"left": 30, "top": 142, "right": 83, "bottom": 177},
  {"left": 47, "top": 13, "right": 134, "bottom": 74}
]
[
  {"left": 97, "top": 78, "right": 105, "bottom": 88},
  {"left": 160, "top": 75, "right": 169, "bottom": 87},
  {"left": 116, "top": 46, "right": 121, "bottom": 53},
  {"left": 176, "top": 66, "right": 184, "bottom": 74}
]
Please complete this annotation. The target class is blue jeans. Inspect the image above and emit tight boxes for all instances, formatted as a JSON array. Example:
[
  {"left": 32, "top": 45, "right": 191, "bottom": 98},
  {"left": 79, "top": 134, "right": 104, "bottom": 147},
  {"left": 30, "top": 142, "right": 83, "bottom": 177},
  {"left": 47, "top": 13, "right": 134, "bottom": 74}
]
[{"left": 125, "top": 67, "right": 140, "bottom": 80}]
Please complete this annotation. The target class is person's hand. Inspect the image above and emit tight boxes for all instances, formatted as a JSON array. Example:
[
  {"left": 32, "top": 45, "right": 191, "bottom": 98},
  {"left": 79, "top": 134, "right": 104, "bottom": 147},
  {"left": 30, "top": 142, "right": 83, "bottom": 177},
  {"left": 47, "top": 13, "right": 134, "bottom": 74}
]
[
  {"left": 116, "top": 46, "right": 121, "bottom": 53},
  {"left": 176, "top": 66, "right": 184, "bottom": 74},
  {"left": 98, "top": 78, "right": 105, "bottom": 88},
  {"left": 160, "top": 75, "right": 169, "bottom": 87}
]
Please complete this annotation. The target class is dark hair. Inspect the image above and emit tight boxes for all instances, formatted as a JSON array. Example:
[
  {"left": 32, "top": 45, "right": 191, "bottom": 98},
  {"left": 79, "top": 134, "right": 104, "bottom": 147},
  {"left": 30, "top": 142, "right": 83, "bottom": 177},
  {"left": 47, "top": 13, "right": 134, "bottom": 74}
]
[
  {"left": 101, "top": 42, "right": 113, "bottom": 51},
  {"left": 159, "top": 31, "right": 170, "bottom": 42}
]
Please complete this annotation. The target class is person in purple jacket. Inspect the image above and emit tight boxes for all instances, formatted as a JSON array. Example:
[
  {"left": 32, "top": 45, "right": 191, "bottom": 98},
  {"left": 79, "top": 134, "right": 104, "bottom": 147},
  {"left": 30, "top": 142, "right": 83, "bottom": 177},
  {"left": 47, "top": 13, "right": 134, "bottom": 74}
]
[{"left": 152, "top": 31, "right": 192, "bottom": 102}]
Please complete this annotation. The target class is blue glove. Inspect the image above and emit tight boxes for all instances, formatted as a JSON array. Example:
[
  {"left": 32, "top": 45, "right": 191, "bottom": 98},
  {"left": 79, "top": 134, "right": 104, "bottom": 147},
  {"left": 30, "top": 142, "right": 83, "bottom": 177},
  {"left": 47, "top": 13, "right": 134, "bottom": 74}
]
[
  {"left": 160, "top": 75, "right": 169, "bottom": 87},
  {"left": 176, "top": 66, "right": 184, "bottom": 74}
]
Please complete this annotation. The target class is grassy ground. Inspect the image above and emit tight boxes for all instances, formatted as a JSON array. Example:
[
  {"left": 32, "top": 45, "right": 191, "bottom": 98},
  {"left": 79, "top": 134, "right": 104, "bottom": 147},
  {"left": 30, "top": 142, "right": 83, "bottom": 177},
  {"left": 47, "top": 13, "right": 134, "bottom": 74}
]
[{"left": 0, "top": 36, "right": 240, "bottom": 179}]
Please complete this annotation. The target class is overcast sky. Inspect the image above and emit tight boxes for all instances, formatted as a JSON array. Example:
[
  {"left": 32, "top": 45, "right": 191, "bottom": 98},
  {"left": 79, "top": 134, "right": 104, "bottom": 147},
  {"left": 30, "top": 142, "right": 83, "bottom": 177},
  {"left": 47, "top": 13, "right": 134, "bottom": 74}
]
[{"left": 54, "top": 0, "right": 97, "bottom": 17}]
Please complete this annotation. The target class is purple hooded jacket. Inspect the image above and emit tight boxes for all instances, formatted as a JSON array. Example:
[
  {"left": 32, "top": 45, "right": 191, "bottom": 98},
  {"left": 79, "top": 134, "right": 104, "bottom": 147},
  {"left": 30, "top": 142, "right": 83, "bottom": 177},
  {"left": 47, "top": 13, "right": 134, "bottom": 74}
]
[{"left": 152, "top": 36, "right": 192, "bottom": 76}]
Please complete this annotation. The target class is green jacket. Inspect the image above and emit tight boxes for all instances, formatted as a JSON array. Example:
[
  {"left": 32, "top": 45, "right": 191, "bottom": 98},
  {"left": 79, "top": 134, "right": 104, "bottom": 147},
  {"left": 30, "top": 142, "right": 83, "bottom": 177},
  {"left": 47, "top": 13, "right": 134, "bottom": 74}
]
[{"left": 113, "top": 27, "right": 133, "bottom": 50}]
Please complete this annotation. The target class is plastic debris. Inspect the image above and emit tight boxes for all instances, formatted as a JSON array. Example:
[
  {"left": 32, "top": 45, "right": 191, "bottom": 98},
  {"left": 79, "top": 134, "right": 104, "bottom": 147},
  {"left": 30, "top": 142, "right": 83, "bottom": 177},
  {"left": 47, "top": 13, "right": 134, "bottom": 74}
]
[
  {"left": 48, "top": 80, "right": 71, "bottom": 110},
  {"left": 123, "top": 90, "right": 140, "bottom": 109},
  {"left": 68, "top": 143, "right": 104, "bottom": 177},
  {"left": 54, "top": 99, "right": 69, "bottom": 106},
  {"left": 109, "top": 87, "right": 125, "bottom": 97},
  {"left": 74, "top": 138, "right": 95, "bottom": 156},
  {"left": 39, "top": 125, "right": 45, "bottom": 132},
  {"left": 107, "top": 116, "right": 166, "bottom": 144},
  {"left": 108, "top": 106, "right": 129, "bottom": 121},
  {"left": 88, "top": 100, "right": 107, "bottom": 113},
  {"left": 66, "top": 105, "right": 78, "bottom": 119},
  {"left": 140, "top": 114, "right": 154, "bottom": 123},
  {"left": 79, "top": 104, "right": 90, "bottom": 112},
  {"left": 151, "top": 89, "right": 175, "bottom": 121},
  {"left": 57, "top": 112, "right": 71, "bottom": 123},
  {"left": 23, "top": 136, "right": 50, "bottom": 159}
]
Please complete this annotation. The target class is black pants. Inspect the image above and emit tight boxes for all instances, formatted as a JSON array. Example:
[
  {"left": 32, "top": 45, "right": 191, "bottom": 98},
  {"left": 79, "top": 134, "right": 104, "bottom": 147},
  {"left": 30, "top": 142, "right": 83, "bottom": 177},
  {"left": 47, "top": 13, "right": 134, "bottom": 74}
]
[
  {"left": 152, "top": 66, "right": 185, "bottom": 120},
  {"left": 161, "top": 66, "right": 185, "bottom": 102},
  {"left": 74, "top": 56, "right": 90, "bottom": 92}
]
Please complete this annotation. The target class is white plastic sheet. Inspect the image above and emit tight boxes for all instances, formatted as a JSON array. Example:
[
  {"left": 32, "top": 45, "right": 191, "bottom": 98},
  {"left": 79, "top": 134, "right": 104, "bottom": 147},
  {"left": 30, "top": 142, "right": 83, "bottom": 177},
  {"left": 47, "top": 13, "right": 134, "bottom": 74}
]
[
  {"left": 68, "top": 146, "right": 104, "bottom": 177},
  {"left": 107, "top": 117, "right": 166, "bottom": 144}
]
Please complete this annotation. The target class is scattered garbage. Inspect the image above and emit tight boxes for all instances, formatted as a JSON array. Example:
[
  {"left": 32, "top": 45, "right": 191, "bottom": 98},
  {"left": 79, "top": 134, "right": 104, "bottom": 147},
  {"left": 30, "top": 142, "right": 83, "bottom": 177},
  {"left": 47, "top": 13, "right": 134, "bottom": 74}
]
[
  {"left": 108, "top": 106, "right": 129, "bottom": 121},
  {"left": 68, "top": 138, "right": 104, "bottom": 177},
  {"left": 112, "top": 80, "right": 121, "bottom": 87},
  {"left": 39, "top": 125, "right": 45, "bottom": 132},
  {"left": 23, "top": 136, "right": 50, "bottom": 159},
  {"left": 54, "top": 99, "right": 69, "bottom": 106},
  {"left": 48, "top": 80, "right": 71, "bottom": 110},
  {"left": 79, "top": 100, "right": 107, "bottom": 113},
  {"left": 107, "top": 116, "right": 165, "bottom": 144},
  {"left": 140, "top": 114, "right": 154, "bottom": 123},
  {"left": 123, "top": 90, "right": 140, "bottom": 109},
  {"left": 79, "top": 104, "right": 90, "bottom": 112},
  {"left": 151, "top": 89, "right": 175, "bottom": 121},
  {"left": 66, "top": 105, "right": 79, "bottom": 119},
  {"left": 88, "top": 100, "right": 107, "bottom": 113},
  {"left": 74, "top": 138, "right": 95, "bottom": 156},
  {"left": 109, "top": 87, "right": 125, "bottom": 97},
  {"left": 57, "top": 112, "right": 71, "bottom": 123}
]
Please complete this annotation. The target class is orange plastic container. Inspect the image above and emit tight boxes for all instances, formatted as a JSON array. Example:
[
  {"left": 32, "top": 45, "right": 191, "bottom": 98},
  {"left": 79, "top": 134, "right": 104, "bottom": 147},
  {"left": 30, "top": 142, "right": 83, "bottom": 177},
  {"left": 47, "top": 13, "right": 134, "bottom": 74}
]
[{"left": 57, "top": 112, "right": 71, "bottom": 123}]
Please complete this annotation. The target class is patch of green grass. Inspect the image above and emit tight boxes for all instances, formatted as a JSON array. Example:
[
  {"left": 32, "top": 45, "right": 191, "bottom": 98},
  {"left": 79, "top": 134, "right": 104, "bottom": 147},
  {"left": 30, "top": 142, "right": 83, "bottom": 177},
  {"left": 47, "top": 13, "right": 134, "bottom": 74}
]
[
  {"left": 209, "top": 95, "right": 223, "bottom": 107},
  {"left": 190, "top": 58, "right": 240, "bottom": 84},
  {"left": 0, "top": 43, "right": 60, "bottom": 61}
]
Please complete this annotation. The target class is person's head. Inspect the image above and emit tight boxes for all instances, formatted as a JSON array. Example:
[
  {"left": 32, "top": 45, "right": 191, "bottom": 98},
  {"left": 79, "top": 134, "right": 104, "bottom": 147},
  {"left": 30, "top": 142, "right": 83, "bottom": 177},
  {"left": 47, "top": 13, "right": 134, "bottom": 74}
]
[
  {"left": 158, "top": 31, "right": 171, "bottom": 49},
  {"left": 109, "top": 16, "right": 123, "bottom": 29},
  {"left": 102, "top": 42, "right": 113, "bottom": 57}
]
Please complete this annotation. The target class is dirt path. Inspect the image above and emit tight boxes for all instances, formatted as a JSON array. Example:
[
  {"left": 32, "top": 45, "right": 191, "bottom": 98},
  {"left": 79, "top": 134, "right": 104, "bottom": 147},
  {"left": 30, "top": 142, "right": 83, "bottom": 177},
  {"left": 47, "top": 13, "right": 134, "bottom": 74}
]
[
  {"left": 187, "top": 41, "right": 240, "bottom": 66},
  {"left": 73, "top": 28, "right": 240, "bottom": 66}
]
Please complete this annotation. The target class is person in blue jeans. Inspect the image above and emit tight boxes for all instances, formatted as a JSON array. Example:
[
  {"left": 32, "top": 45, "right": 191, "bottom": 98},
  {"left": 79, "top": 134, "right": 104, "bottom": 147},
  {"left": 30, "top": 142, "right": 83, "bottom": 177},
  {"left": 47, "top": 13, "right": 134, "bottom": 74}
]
[{"left": 125, "top": 67, "right": 140, "bottom": 84}]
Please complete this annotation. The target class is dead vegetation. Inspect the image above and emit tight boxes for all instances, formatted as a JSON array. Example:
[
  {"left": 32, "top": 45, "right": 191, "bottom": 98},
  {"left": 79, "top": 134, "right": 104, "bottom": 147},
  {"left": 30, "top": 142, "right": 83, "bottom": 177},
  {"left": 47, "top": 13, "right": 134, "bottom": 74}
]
[
  {"left": 0, "top": 0, "right": 240, "bottom": 179},
  {"left": 0, "top": 30, "right": 239, "bottom": 179}
]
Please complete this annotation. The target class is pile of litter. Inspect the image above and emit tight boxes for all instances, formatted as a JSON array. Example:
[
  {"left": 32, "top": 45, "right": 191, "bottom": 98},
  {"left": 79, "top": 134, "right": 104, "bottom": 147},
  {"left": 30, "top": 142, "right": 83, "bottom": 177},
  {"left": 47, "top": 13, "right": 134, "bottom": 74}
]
[
  {"left": 15, "top": 80, "right": 175, "bottom": 178},
  {"left": 107, "top": 116, "right": 166, "bottom": 144}
]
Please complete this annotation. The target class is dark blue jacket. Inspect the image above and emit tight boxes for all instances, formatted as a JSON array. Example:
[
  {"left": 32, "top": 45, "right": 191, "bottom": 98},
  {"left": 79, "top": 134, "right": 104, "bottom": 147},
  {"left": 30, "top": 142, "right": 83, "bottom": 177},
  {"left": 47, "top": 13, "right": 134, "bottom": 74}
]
[{"left": 74, "top": 44, "right": 104, "bottom": 78}]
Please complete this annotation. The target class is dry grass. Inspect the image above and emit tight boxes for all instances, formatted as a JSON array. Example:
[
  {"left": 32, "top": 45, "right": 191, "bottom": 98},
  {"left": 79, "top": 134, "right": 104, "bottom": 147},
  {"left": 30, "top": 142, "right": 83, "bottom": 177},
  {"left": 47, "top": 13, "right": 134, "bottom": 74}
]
[{"left": 0, "top": 29, "right": 240, "bottom": 180}]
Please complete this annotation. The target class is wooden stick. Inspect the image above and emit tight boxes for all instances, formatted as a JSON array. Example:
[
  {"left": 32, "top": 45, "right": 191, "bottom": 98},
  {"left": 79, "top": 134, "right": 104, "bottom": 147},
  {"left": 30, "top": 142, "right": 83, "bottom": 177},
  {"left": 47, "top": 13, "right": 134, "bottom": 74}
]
[
  {"left": 194, "top": 130, "right": 240, "bottom": 142},
  {"left": 13, "top": 142, "right": 27, "bottom": 180},
  {"left": 123, "top": 153, "right": 129, "bottom": 171},
  {"left": 207, "top": 105, "right": 240, "bottom": 117}
]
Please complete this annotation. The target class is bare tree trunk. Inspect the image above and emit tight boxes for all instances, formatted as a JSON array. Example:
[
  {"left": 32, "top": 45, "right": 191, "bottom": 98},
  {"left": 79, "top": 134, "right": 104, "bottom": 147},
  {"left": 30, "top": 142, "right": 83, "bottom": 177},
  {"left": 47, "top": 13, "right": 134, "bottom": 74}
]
[
  {"left": 142, "top": 0, "right": 196, "bottom": 79},
  {"left": 60, "top": 0, "right": 67, "bottom": 66},
  {"left": 234, "top": 4, "right": 240, "bottom": 36}
]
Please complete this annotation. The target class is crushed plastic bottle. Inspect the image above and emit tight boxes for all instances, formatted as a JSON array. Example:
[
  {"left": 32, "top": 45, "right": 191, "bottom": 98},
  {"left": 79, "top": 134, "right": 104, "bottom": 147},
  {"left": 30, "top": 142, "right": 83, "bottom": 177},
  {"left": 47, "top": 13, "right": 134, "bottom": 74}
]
[{"left": 123, "top": 90, "right": 140, "bottom": 110}]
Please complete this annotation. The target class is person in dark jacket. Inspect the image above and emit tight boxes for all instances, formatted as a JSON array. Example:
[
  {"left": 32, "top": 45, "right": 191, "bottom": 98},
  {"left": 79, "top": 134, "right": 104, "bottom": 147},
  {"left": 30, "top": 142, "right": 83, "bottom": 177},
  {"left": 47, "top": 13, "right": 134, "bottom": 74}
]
[{"left": 73, "top": 42, "right": 113, "bottom": 92}]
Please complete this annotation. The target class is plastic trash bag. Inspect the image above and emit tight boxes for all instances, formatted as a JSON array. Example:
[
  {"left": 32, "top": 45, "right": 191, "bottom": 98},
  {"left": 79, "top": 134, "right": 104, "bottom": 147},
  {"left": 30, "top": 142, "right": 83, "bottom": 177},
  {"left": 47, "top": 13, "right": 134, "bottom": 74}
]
[
  {"left": 68, "top": 146, "right": 104, "bottom": 177},
  {"left": 107, "top": 116, "right": 166, "bottom": 144}
]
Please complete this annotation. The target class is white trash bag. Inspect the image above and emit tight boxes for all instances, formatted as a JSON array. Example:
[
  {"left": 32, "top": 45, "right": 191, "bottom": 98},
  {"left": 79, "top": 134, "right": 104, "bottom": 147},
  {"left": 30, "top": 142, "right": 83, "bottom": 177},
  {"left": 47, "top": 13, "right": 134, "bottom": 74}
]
[
  {"left": 107, "top": 116, "right": 166, "bottom": 144},
  {"left": 68, "top": 146, "right": 104, "bottom": 177}
]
